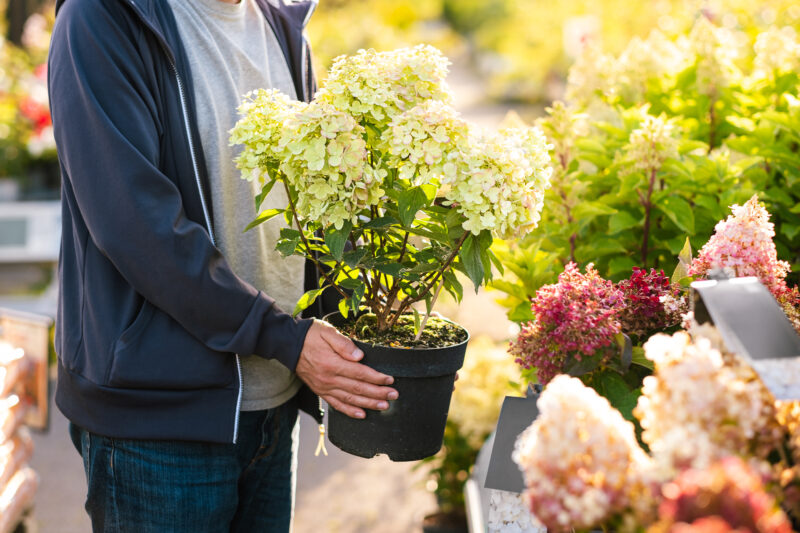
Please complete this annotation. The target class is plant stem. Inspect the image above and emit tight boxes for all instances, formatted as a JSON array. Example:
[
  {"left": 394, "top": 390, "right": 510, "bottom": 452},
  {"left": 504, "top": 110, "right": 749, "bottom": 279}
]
[
  {"left": 414, "top": 276, "right": 445, "bottom": 341},
  {"left": 708, "top": 98, "right": 717, "bottom": 153},
  {"left": 558, "top": 186, "right": 577, "bottom": 264},
  {"left": 397, "top": 232, "right": 410, "bottom": 263},
  {"left": 282, "top": 182, "right": 349, "bottom": 300},
  {"left": 640, "top": 168, "right": 658, "bottom": 267},
  {"left": 388, "top": 231, "right": 469, "bottom": 330}
]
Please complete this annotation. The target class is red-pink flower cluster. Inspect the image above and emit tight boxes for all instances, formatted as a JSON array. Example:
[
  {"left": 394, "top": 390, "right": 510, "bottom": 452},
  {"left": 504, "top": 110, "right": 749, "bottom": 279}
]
[
  {"left": 690, "top": 196, "right": 791, "bottom": 300},
  {"left": 618, "top": 267, "right": 682, "bottom": 337},
  {"left": 510, "top": 263, "right": 624, "bottom": 384},
  {"left": 650, "top": 457, "right": 792, "bottom": 533}
]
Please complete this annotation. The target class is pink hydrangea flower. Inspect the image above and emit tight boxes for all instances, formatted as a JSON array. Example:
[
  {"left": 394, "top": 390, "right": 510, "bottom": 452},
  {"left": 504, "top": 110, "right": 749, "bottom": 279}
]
[
  {"left": 652, "top": 457, "right": 792, "bottom": 533},
  {"left": 690, "top": 196, "right": 791, "bottom": 300},
  {"left": 510, "top": 263, "right": 624, "bottom": 384},
  {"left": 617, "top": 267, "right": 683, "bottom": 337}
]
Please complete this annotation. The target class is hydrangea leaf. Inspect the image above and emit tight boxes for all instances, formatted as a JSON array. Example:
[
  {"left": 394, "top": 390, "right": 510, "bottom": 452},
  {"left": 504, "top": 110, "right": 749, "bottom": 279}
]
[
  {"left": 398, "top": 184, "right": 435, "bottom": 227},
  {"left": 459, "top": 234, "right": 484, "bottom": 292},
  {"left": 245, "top": 209, "right": 284, "bottom": 232},
  {"left": 324, "top": 220, "right": 353, "bottom": 261},
  {"left": 293, "top": 286, "right": 328, "bottom": 316}
]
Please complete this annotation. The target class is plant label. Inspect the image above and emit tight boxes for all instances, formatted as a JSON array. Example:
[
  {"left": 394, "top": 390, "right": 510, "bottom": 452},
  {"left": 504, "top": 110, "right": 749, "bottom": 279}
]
[
  {"left": 484, "top": 391, "right": 540, "bottom": 493},
  {"left": 692, "top": 277, "right": 800, "bottom": 400}
]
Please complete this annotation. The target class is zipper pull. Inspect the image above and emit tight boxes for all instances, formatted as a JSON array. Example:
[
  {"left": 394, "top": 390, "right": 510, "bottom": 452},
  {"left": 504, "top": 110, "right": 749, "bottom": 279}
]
[{"left": 314, "top": 423, "right": 328, "bottom": 457}]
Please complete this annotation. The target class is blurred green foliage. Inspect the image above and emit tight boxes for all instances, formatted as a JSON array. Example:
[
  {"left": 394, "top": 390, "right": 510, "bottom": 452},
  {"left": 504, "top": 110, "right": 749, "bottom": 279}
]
[
  {"left": 307, "top": 0, "right": 458, "bottom": 79},
  {"left": 440, "top": 0, "right": 800, "bottom": 102},
  {"left": 492, "top": 16, "right": 800, "bottom": 322}
]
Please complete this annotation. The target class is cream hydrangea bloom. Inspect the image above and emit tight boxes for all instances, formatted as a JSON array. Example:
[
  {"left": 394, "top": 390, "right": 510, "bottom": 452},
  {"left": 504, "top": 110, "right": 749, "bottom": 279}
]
[
  {"left": 233, "top": 46, "right": 552, "bottom": 237},
  {"left": 679, "top": 16, "right": 743, "bottom": 96},
  {"left": 382, "top": 100, "right": 467, "bottom": 184},
  {"left": 488, "top": 490, "right": 545, "bottom": 533},
  {"left": 446, "top": 127, "right": 553, "bottom": 238},
  {"left": 231, "top": 90, "right": 384, "bottom": 229},
  {"left": 317, "top": 44, "right": 452, "bottom": 125},
  {"left": 565, "top": 42, "right": 615, "bottom": 107},
  {"left": 229, "top": 89, "right": 303, "bottom": 183},
  {"left": 513, "top": 375, "right": 656, "bottom": 531},
  {"left": 620, "top": 111, "right": 680, "bottom": 175},
  {"left": 635, "top": 331, "right": 780, "bottom": 476},
  {"left": 754, "top": 26, "right": 800, "bottom": 78},
  {"left": 611, "top": 30, "right": 688, "bottom": 103}
]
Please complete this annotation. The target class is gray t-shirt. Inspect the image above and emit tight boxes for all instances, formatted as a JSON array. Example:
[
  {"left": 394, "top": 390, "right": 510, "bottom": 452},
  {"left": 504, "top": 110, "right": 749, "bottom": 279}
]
[{"left": 167, "top": 0, "right": 305, "bottom": 411}]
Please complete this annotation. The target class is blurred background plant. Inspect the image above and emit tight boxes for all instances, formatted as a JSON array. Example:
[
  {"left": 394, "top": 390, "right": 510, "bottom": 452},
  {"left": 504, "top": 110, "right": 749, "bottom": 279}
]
[
  {"left": 416, "top": 337, "right": 524, "bottom": 528},
  {"left": 492, "top": 10, "right": 800, "bottom": 326},
  {"left": 0, "top": 0, "right": 56, "bottom": 200}
]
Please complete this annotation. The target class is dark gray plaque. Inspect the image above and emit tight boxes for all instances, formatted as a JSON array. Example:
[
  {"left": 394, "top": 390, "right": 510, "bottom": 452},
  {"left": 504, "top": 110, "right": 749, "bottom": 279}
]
[
  {"left": 483, "top": 393, "right": 539, "bottom": 493},
  {"left": 692, "top": 277, "right": 800, "bottom": 400}
]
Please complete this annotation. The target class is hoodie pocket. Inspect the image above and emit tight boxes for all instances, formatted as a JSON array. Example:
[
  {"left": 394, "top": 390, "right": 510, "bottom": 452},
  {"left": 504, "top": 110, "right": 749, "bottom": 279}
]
[{"left": 108, "top": 302, "right": 235, "bottom": 390}]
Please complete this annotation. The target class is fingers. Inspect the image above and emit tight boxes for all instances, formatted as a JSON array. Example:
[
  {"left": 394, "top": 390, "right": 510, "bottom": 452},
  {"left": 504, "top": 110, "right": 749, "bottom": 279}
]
[
  {"left": 296, "top": 321, "right": 398, "bottom": 420},
  {"left": 336, "top": 358, "right": 394, "bottom": 386},
  {"left": 324, "top": 395, "right": 366, "bottom": 420},
  {"left": 328, "top": 389, "right": 390, "bottom": 412},
  {"left": 318, "top": 321, "right": 364, "bottom": 362},
  {"left": 335, "top": 376, "right": 398, "bottom": 402}
]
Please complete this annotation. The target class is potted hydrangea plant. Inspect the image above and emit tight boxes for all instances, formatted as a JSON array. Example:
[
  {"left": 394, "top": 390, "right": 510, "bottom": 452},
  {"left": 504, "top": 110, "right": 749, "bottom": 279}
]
[{"left": 230, "top": 45, "right": 552, "bottom": 461}]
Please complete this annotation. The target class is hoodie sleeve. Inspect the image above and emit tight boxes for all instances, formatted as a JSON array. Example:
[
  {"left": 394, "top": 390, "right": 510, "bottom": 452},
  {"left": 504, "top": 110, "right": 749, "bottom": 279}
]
[{"left": 48, "top": 0, "right": 312, "bottom": 371}]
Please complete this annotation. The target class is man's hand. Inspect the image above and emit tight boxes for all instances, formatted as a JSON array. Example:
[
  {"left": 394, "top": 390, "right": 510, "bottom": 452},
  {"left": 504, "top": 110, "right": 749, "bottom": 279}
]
[{"left": 296, "top": 320, "right": 398, "bottom": 419}]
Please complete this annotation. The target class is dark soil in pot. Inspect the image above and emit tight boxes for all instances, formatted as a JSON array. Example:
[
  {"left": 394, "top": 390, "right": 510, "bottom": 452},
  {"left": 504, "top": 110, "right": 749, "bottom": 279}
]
[
  {"left": 341, "top": 313, "right": 468, "bottom": 348},
  {"left": 324, "top": 312, "right": 469, "bottom": 462}
]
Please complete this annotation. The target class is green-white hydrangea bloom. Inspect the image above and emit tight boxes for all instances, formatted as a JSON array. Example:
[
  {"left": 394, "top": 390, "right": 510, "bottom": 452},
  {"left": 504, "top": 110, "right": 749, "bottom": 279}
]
[
  {"left": 611, "top": 30, "right": 688, "bottom": 103},
  {"left": 446, "top": 127, "right": 553, "bottom": 239},
  {"left": 754, "top": 26, "right": 800, "bottom": 78},
  {"left": 621, "top": 111, "right": 680, "bottom": 176},
  {"left": 316, "top": 44, "right": 453, "bottom": 126},
  {"left": 231, "top": 90, "right": 384, "bottom": 229},
  {"left": 679, "top": 16, "right": 743, "bottom": 97},
  {"left": 565, "top": 43, "right": 615, "bottom": 107},
  {"left": 383, "top": 100, "right": 467, "bottom": 184},
  {"left": 230, "top": 89, "right": 303, "bottom": 184}
]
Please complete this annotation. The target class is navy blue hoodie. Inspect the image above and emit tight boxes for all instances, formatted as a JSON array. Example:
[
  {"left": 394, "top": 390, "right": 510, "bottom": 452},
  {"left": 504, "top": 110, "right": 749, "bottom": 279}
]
[{"left": 49, "top": 0, "right": 320, "bottom": 443}]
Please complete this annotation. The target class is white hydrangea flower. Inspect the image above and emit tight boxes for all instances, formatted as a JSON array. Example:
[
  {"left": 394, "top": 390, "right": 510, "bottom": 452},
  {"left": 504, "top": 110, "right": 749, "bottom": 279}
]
[
  {"left": 382, "top": 100, "right": 467, "bottom": 185},
  {"left": 536, "top": 101, "right": 589, "bottom": 171},
  {"left": 445, "top": 127, "right": 553, "bottom": 238},
  {"left": 754, "top": 26, "right": 800, "bottom": 78},
  {"left": 232, "top": 46, "right": 553, "bottom": 238},
  {"left": 231, "top": 90, "right": 384, "bottom": 229},
  {"left": 611, "top": 30, "right": 689, "bottom": 103},
  {"left": 635, "top": 331, "right": 780, "bottom": 476},
  {"left": 317, "top": 44, "right": 453, "bottom": 126},
  {"left": 620, "top": 111, "right": 680, "bottom": 175},
  {"left": 679, "top": 16, "right": 743, "bottom": 96},
  {"left": 513, "top": 375, "right": 657, "bottom": 531},
  {"left": 565, "top": 42, "right": 615, "bottom": 107}
]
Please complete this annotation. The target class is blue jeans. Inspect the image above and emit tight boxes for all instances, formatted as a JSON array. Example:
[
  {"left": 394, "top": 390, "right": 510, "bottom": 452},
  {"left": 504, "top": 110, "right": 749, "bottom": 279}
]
[{"left": 69, "top": 398, "right": 299, "bottom": 533}]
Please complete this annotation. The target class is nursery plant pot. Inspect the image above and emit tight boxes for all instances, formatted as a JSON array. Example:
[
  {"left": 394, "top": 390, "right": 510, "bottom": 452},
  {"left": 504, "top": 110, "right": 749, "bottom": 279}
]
[
  {"left": 422, "top": 511, "right": 468, "bottom": 533},
  {"left": 324, "top": 312, "right": 469, "bottom": 462}
]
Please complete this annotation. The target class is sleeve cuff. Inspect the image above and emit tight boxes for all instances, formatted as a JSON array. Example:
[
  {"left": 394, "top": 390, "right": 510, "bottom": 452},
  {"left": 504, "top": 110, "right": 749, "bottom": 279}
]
[{"left": 254, "top": 302, "right": 314, "bottom": 372}]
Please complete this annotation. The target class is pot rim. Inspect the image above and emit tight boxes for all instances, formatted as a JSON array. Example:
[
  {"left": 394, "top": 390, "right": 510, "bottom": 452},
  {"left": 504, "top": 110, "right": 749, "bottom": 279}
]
[{"left": 323, "top": 311, "right": 470, "bottom": 351}]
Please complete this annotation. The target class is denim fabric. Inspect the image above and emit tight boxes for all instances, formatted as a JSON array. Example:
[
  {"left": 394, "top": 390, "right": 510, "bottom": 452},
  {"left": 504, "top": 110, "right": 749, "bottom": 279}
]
[{"left": 69, "top": 398, "right": 299, "bottom": 533}]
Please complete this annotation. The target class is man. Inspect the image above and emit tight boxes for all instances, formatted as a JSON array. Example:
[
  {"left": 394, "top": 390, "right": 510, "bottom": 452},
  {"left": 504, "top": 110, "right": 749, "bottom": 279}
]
[{"left": 48, "top": 0, "right": 398, "bottom": 530}]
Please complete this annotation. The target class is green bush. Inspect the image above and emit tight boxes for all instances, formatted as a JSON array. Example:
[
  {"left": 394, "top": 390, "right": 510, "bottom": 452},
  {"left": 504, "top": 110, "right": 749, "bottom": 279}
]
[{"left": 494, "top": 17, "right": 800, "bottom": 321}]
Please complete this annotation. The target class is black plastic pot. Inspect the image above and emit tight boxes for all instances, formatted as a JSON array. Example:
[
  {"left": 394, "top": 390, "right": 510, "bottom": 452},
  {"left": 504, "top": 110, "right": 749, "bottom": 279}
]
[
  {"left": 324, "top": 312, "right": 469, "bottom": 462},
  {"left": 422, "top": 511, "right": 468, "bottom": 533}
]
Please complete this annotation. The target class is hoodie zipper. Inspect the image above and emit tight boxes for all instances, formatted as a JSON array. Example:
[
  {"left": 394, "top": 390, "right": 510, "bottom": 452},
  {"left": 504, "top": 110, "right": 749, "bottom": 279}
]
[{"left": 125, "top": 0, "right": 243, "bottom": 444}]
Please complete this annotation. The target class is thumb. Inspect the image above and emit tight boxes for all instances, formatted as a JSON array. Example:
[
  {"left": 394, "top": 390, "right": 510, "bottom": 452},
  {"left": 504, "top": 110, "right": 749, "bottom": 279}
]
[{"left": 324, "top": 327, "right": 364, "bottom": 361}]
